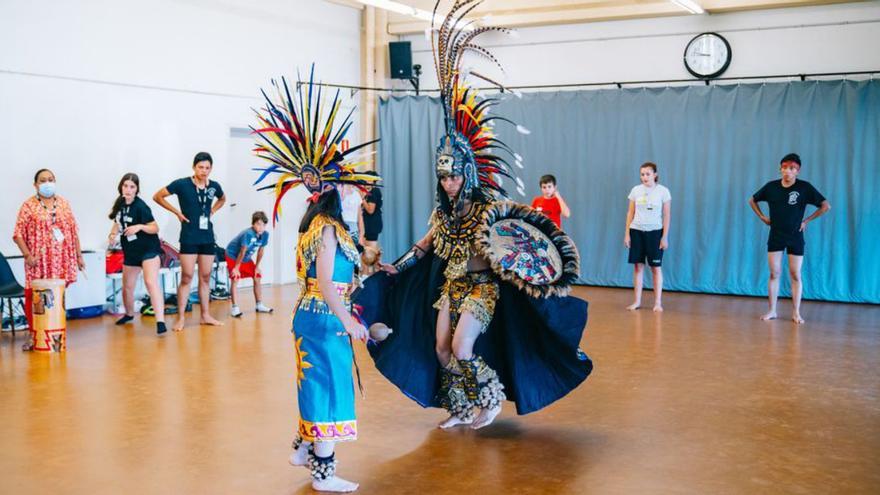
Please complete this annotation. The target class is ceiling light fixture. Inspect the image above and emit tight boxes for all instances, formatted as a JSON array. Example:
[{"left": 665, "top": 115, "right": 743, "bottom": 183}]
[
  {"left": 670, "top": 0, "right": 705, "bottom": 15},
  {"left": 354, "top": 0, "right": 435, "bottom": 22}
]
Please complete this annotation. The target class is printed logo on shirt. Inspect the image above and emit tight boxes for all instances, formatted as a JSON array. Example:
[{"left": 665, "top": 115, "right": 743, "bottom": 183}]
[
  {"left": 207, "top": 188, "right": 217, "bottom": 199},
  {"left": 788, "top": 191, "right": 799, "bottom": 205}
]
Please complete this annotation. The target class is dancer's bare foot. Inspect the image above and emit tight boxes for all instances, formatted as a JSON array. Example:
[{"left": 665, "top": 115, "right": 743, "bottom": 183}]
[
  {"left": 626, "top": 302, "right": 641, "bottom": 311},
  {"left": 200, "top": 315, "right": 224, "bottom": 326},
  {"left": 761, "top": 311, "right": 778, "bottom": 321},
  {"left": 312, "top": 476, "right": 359, "bottom": 493},
  {"left": 289, "top": 446, "right": 310, "bottom": 467},
  {"left": 438, "top": 414, "right": 472, "bottom": 429},
  {"left": 368, "top": 323, "right": 393, "bottom": 342},
  {"left": 792, "top": 313, "right": 805, "bottom": 324},
  {"left": 173, "top": 318, "right": 186, "bottom": 332},
  {"left": 653, "top": 304, "right": 663, "bottom": 313},
  {"left": 471, "top": 405, "right": 502, "bottom": 430}
]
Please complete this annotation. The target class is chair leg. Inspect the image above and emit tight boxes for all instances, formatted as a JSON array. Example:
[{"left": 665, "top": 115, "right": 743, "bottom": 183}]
[{"left": 7, "top": 298, "right": 14, "bottom": 335}]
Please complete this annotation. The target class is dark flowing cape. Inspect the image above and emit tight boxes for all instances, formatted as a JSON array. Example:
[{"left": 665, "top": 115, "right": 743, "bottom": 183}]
[{"left": 353, "top": 254, "right": 593, "bottom": 415}]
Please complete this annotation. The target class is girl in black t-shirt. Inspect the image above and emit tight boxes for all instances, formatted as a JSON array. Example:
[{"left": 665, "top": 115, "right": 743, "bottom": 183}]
[{"left": 108, "top": 173, "right": 167, "bottom": 334}]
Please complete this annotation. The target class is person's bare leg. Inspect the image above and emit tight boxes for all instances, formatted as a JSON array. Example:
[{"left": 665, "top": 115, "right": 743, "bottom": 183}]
[
  {"left": 174, "top": 254, "right": 197, "bottom": 331},
  {"left": 121, "top": 265, "right": 140, "bottom": 318},
  {"left": 651, "top": 266, "right": 664, "bottom": 312},
  {"left": 435, "top": 299, "right": 453, "bottom": 368},
  {"left": 311, "top": 441, "right": 358, "bottom": 492},
  {"left": 762, "top": 252, "right": 783, "bottom": 321},
  {"left": 436, "top": 299, "right": 468, "bottom": 429},
  {"left": 142, "top": 257, "right": 166, "bottom": 334},
  {"left": 229, "top": 275, "right": 239, "bottom": 308},
  {"left": 627, "top": 263, "right": 644, "bottom": 310},
  {"left": 142, "top": 257, "right": 164, "bottom": 323},
  {"left": 197, "top": 254, "right": 222, "bottom": 325},
  {"left": 450, "top": 314, "right": 500, "bottom": 430},
  {"left": 253, "top": 276, "right": 273, "bottom": 313},
  {"left": 253, "top": 278, "right": 263, "bottom": 306},
  {"left": 789, "top": 254, "right": 805, "bottom": 324}
]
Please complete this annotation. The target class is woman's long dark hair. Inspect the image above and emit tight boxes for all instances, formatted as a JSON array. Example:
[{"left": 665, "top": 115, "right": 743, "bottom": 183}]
[
  {"left": 299, "top": 188, "right": 344, "bottom": 233},
  {"left": 108, "top": 173, "right": 140, "bottom": 220}
]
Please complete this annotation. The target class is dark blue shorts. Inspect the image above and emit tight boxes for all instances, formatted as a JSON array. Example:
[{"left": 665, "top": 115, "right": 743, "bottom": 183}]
[{"left": 628, "top": 229, "right": 664, "bottom": 267}]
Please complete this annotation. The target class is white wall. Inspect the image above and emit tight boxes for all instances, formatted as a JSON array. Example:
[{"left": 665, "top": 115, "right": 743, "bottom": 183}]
[
  {"left": 0, "top": 0, "right": 362, "bottom": 285},
  {"left": 400, "top": 2, "right": 880, "bottom": 90}
]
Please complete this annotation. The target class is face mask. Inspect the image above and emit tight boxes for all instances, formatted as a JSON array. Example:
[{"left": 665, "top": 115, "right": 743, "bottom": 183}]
[{"left": 38, "top": 181, "right": 56, "bottom": 198}]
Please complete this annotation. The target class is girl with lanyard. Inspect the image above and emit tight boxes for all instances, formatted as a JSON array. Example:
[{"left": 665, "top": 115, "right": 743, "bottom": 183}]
[
  {"left": 107, "top": 173, "right": 167, "bottom": 334},
  {"left": 13, "top": 169, "right": 85, "bottom": 328}
]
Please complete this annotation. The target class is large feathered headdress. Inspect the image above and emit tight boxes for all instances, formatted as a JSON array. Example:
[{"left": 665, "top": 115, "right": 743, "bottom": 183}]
[
  {"left": 430, "top": 0, "right": 527, "bottom": 200},
  {"left": 251, "top": 65, "right": 380, "bottom": 223}
]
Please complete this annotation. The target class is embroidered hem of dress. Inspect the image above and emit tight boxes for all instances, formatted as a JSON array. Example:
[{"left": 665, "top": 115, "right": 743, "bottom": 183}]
[{"left": 298, "top": 419, "right": 358, "bottom": 443}]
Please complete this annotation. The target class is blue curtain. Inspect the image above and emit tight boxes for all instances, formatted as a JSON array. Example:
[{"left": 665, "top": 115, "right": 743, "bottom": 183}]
[{"left": 376, "top": 80, "right": 880, "bottom": 304}]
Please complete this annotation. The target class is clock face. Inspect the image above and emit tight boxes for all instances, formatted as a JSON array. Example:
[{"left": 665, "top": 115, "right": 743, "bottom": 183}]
[{"left": 684, "top": 32, "right": 732, "bottom": 79}]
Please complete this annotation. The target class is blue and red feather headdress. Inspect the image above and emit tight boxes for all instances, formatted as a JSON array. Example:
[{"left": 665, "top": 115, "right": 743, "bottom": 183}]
[{"left": 251, "top": 66, "right": 380, "bottom": 223}]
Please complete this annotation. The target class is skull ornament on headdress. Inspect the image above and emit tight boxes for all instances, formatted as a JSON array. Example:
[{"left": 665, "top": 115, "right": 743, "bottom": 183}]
[{"left": 435, "top": 133, "right": 479, "bottom": 193}]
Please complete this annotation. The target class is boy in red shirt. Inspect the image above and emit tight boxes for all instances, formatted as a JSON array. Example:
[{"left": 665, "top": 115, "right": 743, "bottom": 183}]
[{"left": 530, "top": 174, "right": 571, "bottom": 229}]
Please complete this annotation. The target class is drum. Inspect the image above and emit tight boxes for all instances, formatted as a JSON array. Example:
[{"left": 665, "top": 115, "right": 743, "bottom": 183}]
[{"left": 25, "top": 279, "right": 67, "bottom": 352}]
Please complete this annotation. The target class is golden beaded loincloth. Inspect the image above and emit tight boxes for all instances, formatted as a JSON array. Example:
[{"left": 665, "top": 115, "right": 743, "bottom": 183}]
[{"left": 433, "top": 270, "right": 498, "bottom": 333}]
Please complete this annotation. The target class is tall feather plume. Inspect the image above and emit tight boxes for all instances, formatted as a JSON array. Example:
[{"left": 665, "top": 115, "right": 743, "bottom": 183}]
[{"left": 430, "top": 0, "right": 526, "bottom": 199}]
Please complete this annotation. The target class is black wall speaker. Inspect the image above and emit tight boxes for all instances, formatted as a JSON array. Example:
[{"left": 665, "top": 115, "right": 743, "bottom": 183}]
[{"left": 389, "top": 41, "right": 413, "bottom": 79}]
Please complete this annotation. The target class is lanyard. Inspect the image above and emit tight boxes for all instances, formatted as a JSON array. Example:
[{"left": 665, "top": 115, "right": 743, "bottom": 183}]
[
  {"left": 194, "top": 181, "right": 211, "bottom": 216},
  {"left": 37, "top": 196, "right": 58, "bottom": 224},
  {"left": 121, "top": 204, "right": 132, "bottom": 229}
]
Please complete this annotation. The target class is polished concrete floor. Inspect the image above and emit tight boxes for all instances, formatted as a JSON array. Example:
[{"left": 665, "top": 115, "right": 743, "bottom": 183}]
[{"left": 1, "top": 286, "right": 878, "bottom": 494}]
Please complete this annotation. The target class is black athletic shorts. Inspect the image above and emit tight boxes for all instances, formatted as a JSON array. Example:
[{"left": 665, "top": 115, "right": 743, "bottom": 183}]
[
  {"left": 628, "top": 228, "right": 664, "bottom": 267},
  {"left": 767, "top": 230, "right": 805, "bottom": 256},
  {"left": 180, "top": 242, "right": 216, "bottom": 256},
  {"left": 123, "top": 250, "right": 161, "bottom": 267},
  {"left": 363, "top": 218, "right": 382, "bottom": 242}
]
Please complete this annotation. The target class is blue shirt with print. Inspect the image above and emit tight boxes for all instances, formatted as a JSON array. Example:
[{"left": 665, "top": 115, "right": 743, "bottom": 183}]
[{"left": 225, "top": 228, "right": 269, "bottom": 263}]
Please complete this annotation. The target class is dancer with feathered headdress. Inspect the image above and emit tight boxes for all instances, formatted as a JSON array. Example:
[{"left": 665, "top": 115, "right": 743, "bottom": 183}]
[
  {"left": 355, "top": 0, "right": 592, "bottom": 431},
  {"left": 252, "top": 66, "right": 379, "bottom": 493}
]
